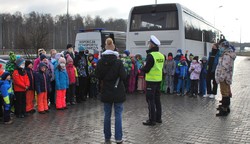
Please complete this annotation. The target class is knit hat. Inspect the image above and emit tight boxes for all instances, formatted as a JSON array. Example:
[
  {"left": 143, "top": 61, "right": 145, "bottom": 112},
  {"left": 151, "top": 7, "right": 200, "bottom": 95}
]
[
  {"left": 177, "top": 49, "right": 182, "bottom": 54},
  {"left": 9, "top": 51, "right": 16, "bottom": 62},
  {"left": 180, "top": 56, "right": 186, "bottom": 61},
  {"left": 25, "top": 60, "right": 33, "bottom": 68},
  {"left": 105, "top": 38, "right": 115, "bottom": 50},
  {"left": 67, "top": 44, "right": 73, "bottom": 49},
  {"left": 124, "top": 50, "right": 130, "bottom": 56},
  {"left": 168, "top": 52, "right": 173, "bottom": 57},
  {"left": 40, "top": 54, "right": 47, "bottom": 61},
  {"left": 189, "top": 53, "right": 194, "bottom": 56},
  {"left": 39, "top": 62, "right": 47, "bottom": 69},
  {"left": 58, "top": 57, "right": 66, "bottom": 64},
  {"left": 78, "top": 46, "right": 86, "bottom": 52},
  {"left": 1, "top": 71, "right": 10, "bottom": 80},
  {"left": 66, "top": 54, "right": 73, "bottom": 63},
  {"left": 15, "top": 58, "right": 25, "bottom": 67},
  {"left": 201, "top": 56, "right": 207, "bottom": 61}
]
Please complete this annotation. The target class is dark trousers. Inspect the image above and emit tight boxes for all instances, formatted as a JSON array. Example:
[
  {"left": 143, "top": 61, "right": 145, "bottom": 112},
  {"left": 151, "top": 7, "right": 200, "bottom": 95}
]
[
  {"left": 49, "top": 80, "right": 56, "bottom": 105},
  {"left": 66, "top": 84, "right": 76, "bottom": 103},
  {"left": 0, "top": 97, "right": 3, "bottom": 118},
  {"left": 14, "top": 92, "right": 26, "bottom": 116},
  {"left": 190, "top": 80, "right": 199, "bottom": 95},
  {"left": 89, "top": 83, "right": 98, "bottom": 98},
  {"left": 146, "top": 82, "right": 162, "bottom": 122},
  {"left": 206, "top": 73, "right": 218, "bottom": 95},
  {"left": 77, "top": 77, "right": 88, "bottom": 101}
]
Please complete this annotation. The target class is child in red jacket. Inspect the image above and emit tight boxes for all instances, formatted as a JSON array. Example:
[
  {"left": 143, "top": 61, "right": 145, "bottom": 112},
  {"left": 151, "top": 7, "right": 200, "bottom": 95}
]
[
  {"left": 66, "top": 54, "right": 77, "bottom": 105},
  {"left": 12, "top": 58, "right": 30, "bottom": 118}
]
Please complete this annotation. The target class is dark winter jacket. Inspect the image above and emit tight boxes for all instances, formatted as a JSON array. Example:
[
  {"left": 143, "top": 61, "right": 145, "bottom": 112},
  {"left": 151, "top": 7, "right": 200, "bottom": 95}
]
[
  {"left": 96, "top": 50, "right": 126, "bottom": 103},
  {"left": 207, "top": 49, "right": 220, "bottom": 73},
  {"left": 25, "top": 67, "right": 35, "bottom": 90},
  {"left": 35, "top": 64, "right": 51, "bottom": 94}
]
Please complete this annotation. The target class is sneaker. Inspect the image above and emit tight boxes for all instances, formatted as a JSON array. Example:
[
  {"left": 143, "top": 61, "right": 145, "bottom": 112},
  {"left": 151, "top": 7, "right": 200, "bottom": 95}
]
[
  {"left": 104, "top": 140, "right": 111, "bottom": 144},
  {"left": 176, "top": 93, "right": 181, "bottom": 96},
  {"left": 209, "top": 94, "right": 215, "bottom": 99},
  {"left": 116, "top": 140, "right": 123, "bottom": 144},
  {"left": 4, "top": 120, "right": 13, "bottom": 125},
  {"left": 203, "top": 94, "right": 209, "bottom": 98}
]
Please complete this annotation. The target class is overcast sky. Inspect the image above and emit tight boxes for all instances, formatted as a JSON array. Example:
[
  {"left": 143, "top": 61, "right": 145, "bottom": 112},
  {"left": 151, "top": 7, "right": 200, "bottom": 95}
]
[{"left": 0, "top": 0, "right": 248, "bottom": 42}]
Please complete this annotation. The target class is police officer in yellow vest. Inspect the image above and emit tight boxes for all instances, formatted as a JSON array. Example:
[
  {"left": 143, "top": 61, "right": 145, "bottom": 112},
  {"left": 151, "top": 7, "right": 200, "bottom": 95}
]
[{"left": 141, "top": 35, "right": 165, "bottom": 126}]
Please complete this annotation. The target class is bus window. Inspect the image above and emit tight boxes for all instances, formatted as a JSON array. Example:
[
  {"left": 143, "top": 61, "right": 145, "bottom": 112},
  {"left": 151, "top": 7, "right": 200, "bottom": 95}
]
[{"left": 130, "top": 11, "right": 178, "bottom": 31}]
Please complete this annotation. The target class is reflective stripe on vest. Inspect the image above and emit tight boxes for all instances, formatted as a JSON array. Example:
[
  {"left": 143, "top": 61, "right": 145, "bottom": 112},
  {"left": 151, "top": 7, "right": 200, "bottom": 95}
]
[{"left": 145, "top": 52, "right": 165, "bottom": 82}]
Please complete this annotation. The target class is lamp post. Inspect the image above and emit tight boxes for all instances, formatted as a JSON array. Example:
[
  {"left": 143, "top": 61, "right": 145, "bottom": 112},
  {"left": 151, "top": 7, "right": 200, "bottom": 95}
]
[
  {"left": 236, "top": 18, "right": 242, "bottom": 53},
  {"left": 66, "top": 0, "right": 69, "bottom": 44},
  {"left": 214, "top": 5, "right": 223, "bottom": 27}
]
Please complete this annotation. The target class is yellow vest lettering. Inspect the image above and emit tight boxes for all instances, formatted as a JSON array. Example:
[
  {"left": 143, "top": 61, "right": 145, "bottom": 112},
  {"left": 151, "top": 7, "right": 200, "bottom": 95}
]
[{"left": 145, "top": 52, "right": 165, "bottom": 82}]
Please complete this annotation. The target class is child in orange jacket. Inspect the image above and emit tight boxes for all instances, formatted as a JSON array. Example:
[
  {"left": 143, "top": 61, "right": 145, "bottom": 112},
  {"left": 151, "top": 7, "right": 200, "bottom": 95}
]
[{"left": 12, "top": 58, "right": 30, "bottom": 118}]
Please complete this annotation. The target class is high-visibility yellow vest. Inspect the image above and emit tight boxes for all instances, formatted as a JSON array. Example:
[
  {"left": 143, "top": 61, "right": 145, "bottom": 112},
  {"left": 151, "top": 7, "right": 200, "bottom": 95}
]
[{"left": 145, "top": 52, "right": 165, "bottom": 82}]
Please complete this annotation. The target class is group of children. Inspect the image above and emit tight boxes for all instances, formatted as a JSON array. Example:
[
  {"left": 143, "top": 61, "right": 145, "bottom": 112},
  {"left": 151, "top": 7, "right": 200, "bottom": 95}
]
[
  {"left": 162, "top": 49, "right": 209, "bottom": 97},
  {"left": 0, "top": 45, "right": 215, "bottom": 125},
  {"left": 0, "top": 46, "right": 100, "bottom": 124}
]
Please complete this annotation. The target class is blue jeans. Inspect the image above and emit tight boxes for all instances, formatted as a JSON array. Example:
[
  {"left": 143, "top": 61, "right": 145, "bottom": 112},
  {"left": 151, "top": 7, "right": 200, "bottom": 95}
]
[
  {"left": 199, "top": 78, "right": 207, "bottom": 95},
  {"left": 104, "top": 103, "right": 123, "bottom": 141},
  {"left": 177, "top": 78, "right": 186, "bottom": 94}
]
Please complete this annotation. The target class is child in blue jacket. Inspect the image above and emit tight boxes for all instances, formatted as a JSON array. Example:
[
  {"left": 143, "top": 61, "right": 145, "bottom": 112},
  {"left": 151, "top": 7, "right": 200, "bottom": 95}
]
[
  {"left": 0, "top": 71, "right": 14, "bottom": 124},
  {"left": 55, "top": 57, "right": 69, "bottom": 110},
  {"left": 176, "top": 56, "right": 188, "bottom": 96}
]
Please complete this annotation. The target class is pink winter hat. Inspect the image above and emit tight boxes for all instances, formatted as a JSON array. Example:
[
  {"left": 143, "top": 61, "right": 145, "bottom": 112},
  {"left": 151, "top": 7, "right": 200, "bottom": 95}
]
[{"left": 66, "top": 54, "right": 73, "bottom": 63}]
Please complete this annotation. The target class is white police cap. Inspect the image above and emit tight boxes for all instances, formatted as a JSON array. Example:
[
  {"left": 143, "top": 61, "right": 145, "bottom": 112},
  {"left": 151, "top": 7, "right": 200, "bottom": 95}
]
[{"left": 150, "top": 35, "right": 161, "bottom": 46}]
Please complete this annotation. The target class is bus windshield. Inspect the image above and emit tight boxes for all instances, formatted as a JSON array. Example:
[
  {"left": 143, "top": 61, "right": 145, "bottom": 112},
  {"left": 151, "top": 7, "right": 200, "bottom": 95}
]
[{"left": 130, "top": 5, "right": 179, "bottom": 31}]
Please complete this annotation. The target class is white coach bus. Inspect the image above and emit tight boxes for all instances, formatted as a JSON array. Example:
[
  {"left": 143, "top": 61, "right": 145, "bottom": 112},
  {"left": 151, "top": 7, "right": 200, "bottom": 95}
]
[{"left": 126, "top": 3, "right": 222, "bottom": 58}]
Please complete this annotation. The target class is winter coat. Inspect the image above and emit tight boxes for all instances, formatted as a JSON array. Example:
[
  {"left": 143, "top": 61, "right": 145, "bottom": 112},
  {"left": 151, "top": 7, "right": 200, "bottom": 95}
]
[
  {"left": 215, "top": 48, "right": 236, "bottom": 85},
  {"left": 75, "top": 54, "right": 88, "bottom": 77},
  {"left": 88, "top": 66, "right": 98, "bottom": 84},
  {"left": 12, "top": 69, "right": 30, "bottom": 92},
  {"left": 189, "top": 62, "right": 201, "bottom": 80},
  {"left": 0, "top": 80, "right": 13, "bottom": 110},
  {"left": 207, "top": 49, "right": 220, "bottom": 73},
  {"left": 35, "top": 70, "right": 51, "bottom": 94},
  {"left": 25, "top": 67, "right": 35, "bottom": 90},
  {"left": 176, "top": 62, "right": 188, "bottom": 79},
  {"left": 164, "top": 59, "right": 176, "bottom": 76},
  {"left": 33, "top": 57, "right": 40, "bottom": 72},
  {"left": 46, "top": 62, "right": 55, "bottom": 81},
  {"left": 55, "top": 68, "right": 69, "bottom": 90},
  {"left": 121, "top": 56, "right": 132, "bottom": 75},
  {"left": 96, "top": 50, "right": 126, "bottom": 103},
  {"left": 66, "top": 64, "right": 76, "bottom": 84},
  {"left": 5, "top": 61, "right": 15, "bottom": 75}
]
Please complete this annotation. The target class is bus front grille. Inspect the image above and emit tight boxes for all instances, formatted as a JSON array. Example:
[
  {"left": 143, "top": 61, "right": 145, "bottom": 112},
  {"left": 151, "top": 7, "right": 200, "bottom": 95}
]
[
  {"left": 134, "top": 41, "right": 146, "bottom": 46},
  {"left": 160, "top": 40, "right": 173, "bottom": 45}
]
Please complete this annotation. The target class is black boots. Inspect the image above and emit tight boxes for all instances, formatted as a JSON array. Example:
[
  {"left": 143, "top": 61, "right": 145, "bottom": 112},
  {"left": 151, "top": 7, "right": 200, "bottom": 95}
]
[{"left": 216, "top": 97, "right": 230, "bottom": 117}]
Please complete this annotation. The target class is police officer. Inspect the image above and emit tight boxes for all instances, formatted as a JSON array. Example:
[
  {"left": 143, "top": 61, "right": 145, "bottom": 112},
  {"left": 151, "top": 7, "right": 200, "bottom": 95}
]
[{"left": 141, "top": 35, "right": 165, "bottom": 126}]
